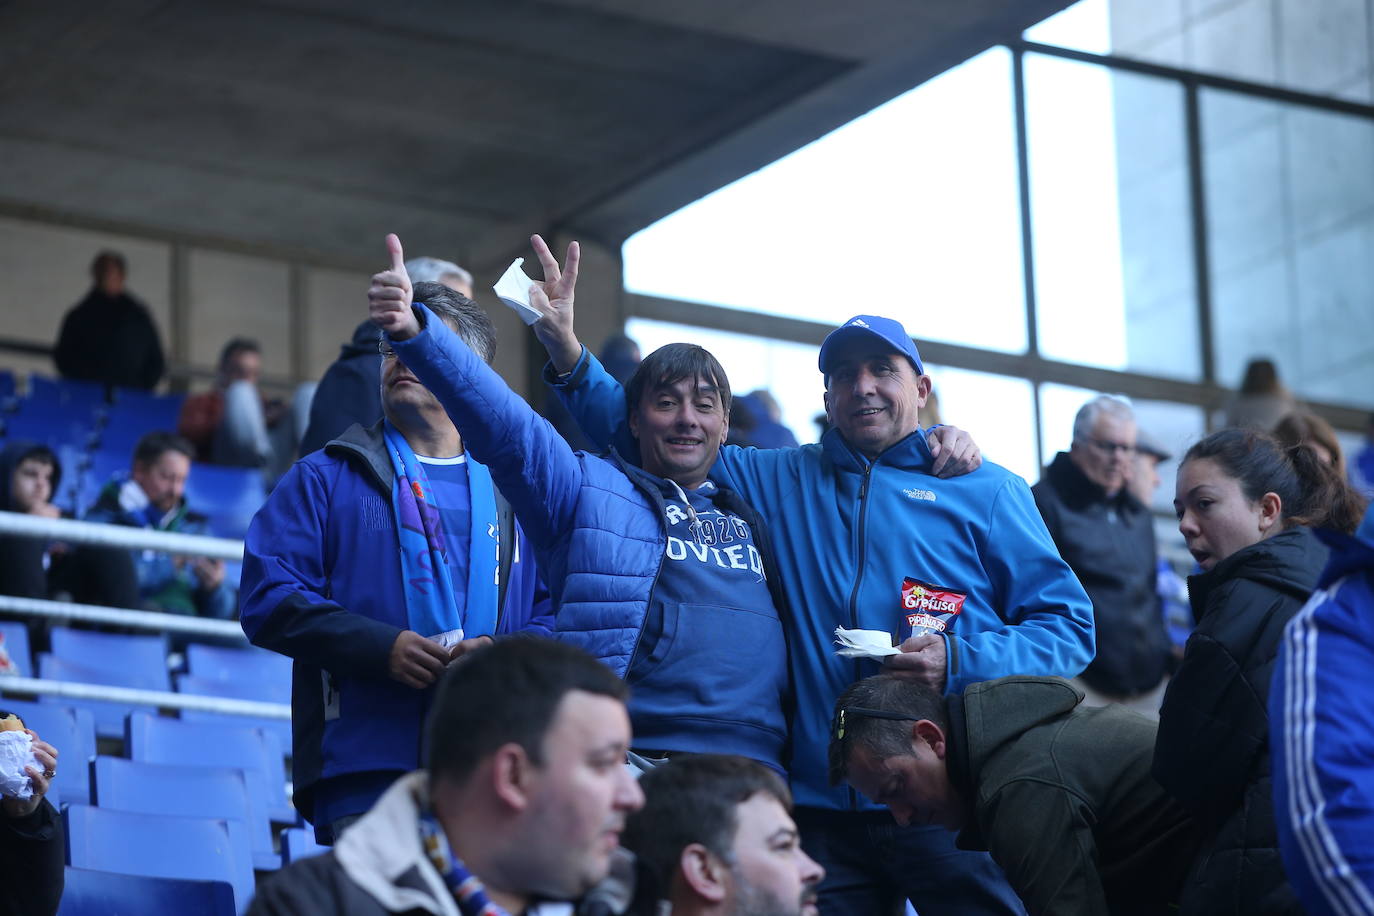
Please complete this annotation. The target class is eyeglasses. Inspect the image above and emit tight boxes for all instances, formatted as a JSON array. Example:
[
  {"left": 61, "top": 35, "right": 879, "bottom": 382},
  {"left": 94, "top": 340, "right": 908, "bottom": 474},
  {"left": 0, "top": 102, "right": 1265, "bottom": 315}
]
[
  {"left": 1087, "top": 438, "right": 1136, "bottom": 457},
  {"left": 831, "top": 706, "right": 921, "bottom": 742},
  {"left": 378, "top": 338, "right": 396, "bottom": 359}
]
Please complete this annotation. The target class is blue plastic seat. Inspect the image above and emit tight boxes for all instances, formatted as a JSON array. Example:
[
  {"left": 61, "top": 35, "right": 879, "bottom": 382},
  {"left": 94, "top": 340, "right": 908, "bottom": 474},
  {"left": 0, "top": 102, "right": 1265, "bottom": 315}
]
[
  {"left": 177, "top": 671, "right": 290, "bottom": 706},
  {"left": 59, "top": 866, "right": 235, "bottom": 916},
  {"left": 186, "top": 643, "right": 292, "bottom": 685},
  {"left": 126, "top": 712, "right": 294, "bottom": 824},
  {"left": 2, "top": 407, "right": 99, "bottom": 451},
  {"left": 38, "top": 653, "right": 167, "bottom": 739},
  {"left": 49, "top": 627, "right": 169, "bottom": 685},
  {"left": 27, "top": 376, "right": 107, "bottom": 411},
  {"left": 92, "top": 756, "right": 279, "bottom": 871},
  {"left": 0, "top": 698, "right": 96, "bottom": 805},
  {"left": 280, "top": 826, "right": 329, "bottom": 864},
  {"left": 64, "top": 804, "right": 254, "bottom": 914},
  {"left": 100, "top": 390, "right": 185, "bottom": 455},
  {"left": 0, "top": 619, "right": 33, "bottom": 676},
  {"left": 184, "top": 463, "right": 266, "bottom": 540}
]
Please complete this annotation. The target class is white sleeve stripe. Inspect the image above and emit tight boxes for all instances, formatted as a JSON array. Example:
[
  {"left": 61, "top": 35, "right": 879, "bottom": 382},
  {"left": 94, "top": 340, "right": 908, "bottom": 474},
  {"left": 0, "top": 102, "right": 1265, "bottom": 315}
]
[{"left": 1282, "top": 579, "right": 1374, "bottom": 916}]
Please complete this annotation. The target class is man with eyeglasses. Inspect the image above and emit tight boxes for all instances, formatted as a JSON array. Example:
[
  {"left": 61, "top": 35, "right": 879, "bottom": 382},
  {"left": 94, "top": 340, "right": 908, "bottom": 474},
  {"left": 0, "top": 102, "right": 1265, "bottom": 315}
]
[
  {"left": 828, "top": 674, "right": 1202, "bottom": 916},
  {"left": 1032, "top": 394, "right": 1172, "bottom": 713},
  {"left": 239, "top": 281, "right": 552, "bottom": 846}
]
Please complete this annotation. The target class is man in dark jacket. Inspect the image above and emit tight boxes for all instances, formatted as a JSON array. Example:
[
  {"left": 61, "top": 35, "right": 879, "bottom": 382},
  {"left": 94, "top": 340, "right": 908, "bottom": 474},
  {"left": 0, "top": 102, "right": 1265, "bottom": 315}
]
[
  {"left": 240, "top": 282, "right": 551, "bottom": 845},
  {"left": 54, "top": 250, "right": 165, "bottom": 391},
  {"left": 1, "top": 721, "right": 62, "bottom": 916},
  {"left": 247, "top": 638, "right": 645, "bottom": 916},
  {"left": 830, "top": 675, "right": 1201, "bottom": 916},
  {"left": 1033, "top": 395, "right": 1171, "bottom": 711}
]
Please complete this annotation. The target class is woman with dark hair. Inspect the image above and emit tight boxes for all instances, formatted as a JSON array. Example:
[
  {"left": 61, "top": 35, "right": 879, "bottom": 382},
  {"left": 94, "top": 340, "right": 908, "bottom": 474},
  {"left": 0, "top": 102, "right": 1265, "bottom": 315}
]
[
  {"left": 1223, "top": 357, "right": 1297, "bottom": 431},
  {"left": 1273, "top": 409, "right": 1346, "bottom": 477},
  {"left": 1155, "top": 427, "right": 1366, "bottom": 915},
  {"left": 0, "top": 442, "right": 64, "bottom": 600}
]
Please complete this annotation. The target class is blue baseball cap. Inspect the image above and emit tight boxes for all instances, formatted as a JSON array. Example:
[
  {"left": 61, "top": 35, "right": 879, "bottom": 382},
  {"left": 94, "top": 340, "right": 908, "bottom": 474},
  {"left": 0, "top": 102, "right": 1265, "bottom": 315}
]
[{"left": 818, "top": 315, "right": 924, "bottom": 380}]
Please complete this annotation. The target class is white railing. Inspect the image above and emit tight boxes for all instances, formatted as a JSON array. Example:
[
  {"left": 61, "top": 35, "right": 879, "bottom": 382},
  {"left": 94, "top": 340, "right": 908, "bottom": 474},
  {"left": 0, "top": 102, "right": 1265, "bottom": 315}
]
[
  {"left": 0, "top": 675, "right": 289, "bottom": 719},
  {"left": 0, "top": 510, "right": 243, "bottom": 561}
]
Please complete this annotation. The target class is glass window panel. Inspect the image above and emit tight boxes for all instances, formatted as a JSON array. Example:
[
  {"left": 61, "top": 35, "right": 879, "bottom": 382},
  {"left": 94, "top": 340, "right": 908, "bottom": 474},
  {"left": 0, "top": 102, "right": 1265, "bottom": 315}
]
[
  {"left": 924, "top": 365, "right": 1038, "bottom": 485},
  {"left": 1202, "top": 89, "right": 1374, "bottom": 410},
  {"left": 1024, "top": 0, "right": 1113, "bottom": 54},
  {"left": 1025, "top": 54, "right": 1201, "bottom": 381},
  {"left": 623, "top": 48, "right": 1028, "bottom": 354},
  {"left": 624, "top": 318, "right": 825, "bottom": 445}
]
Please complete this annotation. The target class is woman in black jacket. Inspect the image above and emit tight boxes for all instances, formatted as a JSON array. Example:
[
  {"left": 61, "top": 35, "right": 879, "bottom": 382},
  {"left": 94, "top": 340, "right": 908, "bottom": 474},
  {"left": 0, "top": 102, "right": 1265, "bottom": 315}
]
[{"left": 1156, "top": 427, "right": 1366, "bottom": 915}]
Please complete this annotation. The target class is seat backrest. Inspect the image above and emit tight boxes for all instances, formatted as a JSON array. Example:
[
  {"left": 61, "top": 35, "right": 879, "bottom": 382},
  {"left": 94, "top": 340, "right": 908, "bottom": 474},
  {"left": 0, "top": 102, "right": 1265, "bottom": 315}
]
[
  {"left": 59, "top": 866, "right": 235, "bottom": 916},
  {"left": 177, "top": 671, "right": 290, "bottom": 705},
  {"left": 0, "top": 620, "right": 33, "bottom": 677},
  {"left": 183, "top": 462, "right": 266, "bottom": 540},
  {"left": 63, "top": 804, "right": 255, "bottom": 914},
  {"left": 49, "top": 627, "right": 168, "bottom": 682},
  {"left": 126, "top": 712, "right": 293, "bottom": 824},
  {"left": 280, "top": 826, "right": 329, "bottom": 865},
  {"left": 39, "top": 654, "right": 166, "bottom": 739},
  {"left": 92, "top": 756, "right": 274, "bottom": 864},
  {"left": 186, "top": 643, "right": 292, "bottom": 685},
  {"left": 0, "top": 698, "right": 96, "bottom": 805}
]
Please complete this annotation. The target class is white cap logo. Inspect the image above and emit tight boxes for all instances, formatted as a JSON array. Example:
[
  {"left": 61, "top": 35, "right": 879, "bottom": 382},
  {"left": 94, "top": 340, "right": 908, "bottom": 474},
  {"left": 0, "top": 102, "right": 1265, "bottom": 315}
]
[{"left": 850, "top": 318, "right": 870, "bottom": 328}]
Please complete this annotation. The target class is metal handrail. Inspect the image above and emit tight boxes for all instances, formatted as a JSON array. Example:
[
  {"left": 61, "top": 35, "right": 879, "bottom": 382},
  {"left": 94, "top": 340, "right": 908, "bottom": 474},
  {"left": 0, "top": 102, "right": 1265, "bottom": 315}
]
[
  {"left": 0, "top": 676, "right": 289, "bottom": 720},
  {"left": 0, "top": 511, "right": 243, "bottom": 561}
]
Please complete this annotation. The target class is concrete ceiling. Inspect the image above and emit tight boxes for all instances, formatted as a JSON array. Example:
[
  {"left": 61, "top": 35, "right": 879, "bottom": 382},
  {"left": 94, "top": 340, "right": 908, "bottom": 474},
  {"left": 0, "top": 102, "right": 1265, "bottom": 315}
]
[{"left": 0, "top": 0, "right": 1072, "bottom": 272}]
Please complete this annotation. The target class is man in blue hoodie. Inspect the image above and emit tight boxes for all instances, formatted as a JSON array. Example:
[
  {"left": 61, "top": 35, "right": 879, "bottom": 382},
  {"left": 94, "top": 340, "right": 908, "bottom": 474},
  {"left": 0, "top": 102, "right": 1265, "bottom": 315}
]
[
  {"left": 539, "top": 297, "right": 1094, "bottom": 912},
  {"left": 239, "top": 281, "right": 551, "bottom": 845}
]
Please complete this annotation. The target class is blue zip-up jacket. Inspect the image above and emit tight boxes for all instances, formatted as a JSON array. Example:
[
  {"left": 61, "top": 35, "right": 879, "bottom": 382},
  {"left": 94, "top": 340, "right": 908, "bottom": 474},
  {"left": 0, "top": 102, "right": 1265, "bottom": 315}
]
[
  {"left": 551, "top": 349, "right": 1094, "bottom": 809},
  {"left": 390, "top": 308, "right": 791, "bottom": 770},
  {"left": 84, "top": 478, "right": 237, "bottom": 620},
  {"left": 238, "top": 422, "right": 551, "bottom": 827},
  {"left": 1271, "top": 510, "right": 1374, "bottom": 916}
]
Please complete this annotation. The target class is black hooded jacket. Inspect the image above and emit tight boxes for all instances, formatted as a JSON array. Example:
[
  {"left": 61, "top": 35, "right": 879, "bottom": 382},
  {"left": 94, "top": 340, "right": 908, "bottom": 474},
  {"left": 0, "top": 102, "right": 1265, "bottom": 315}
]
[
  {"left": 298, "top": 321, "right": 382, "bottom": 457},
  {"left": 1152, "top": 527, "right": 1327, "bottom": 916},
  {"left": 0, "top": 441, "right": 62, "bottom": 599}
]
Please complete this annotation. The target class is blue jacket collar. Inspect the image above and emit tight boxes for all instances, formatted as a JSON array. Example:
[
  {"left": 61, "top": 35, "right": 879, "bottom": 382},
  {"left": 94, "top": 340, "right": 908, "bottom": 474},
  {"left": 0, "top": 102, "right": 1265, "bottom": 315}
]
[{"left": 820, "top": 425, "right": 933, "bottom": 473}]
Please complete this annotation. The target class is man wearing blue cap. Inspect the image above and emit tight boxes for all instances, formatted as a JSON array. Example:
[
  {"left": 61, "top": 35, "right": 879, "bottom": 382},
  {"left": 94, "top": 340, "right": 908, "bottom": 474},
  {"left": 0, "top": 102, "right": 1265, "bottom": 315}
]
[
  {"left": 1270, "top": 503, "right": 1374, "bottom": 916},
  {"left": 538, "top": 302, "right": 1094, "bottom": 916}
]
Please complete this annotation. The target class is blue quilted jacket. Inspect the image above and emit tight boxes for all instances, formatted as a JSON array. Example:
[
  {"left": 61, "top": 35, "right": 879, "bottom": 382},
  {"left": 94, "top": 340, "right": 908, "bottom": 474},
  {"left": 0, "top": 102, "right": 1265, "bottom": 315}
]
[{"left": 392, "top": 308, "right": 791, "bottom": 769}]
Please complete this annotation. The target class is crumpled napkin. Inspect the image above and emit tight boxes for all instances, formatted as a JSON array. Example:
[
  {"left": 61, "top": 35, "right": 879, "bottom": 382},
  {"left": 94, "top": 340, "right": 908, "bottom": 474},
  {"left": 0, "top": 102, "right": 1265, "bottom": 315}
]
[
  {"left": 834, "top": 626, "right": 901, "bottom": 660},
  {"left": 492, "top": 258, "right": 545, "bottom": 325},
  {"left": 0, "top": 730, "right": 37, "bottom": 799}
]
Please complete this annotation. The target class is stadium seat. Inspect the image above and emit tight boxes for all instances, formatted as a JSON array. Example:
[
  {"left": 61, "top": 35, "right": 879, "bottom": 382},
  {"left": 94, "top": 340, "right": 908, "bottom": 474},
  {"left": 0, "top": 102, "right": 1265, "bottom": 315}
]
[
  {"left": 38, "top": 653, "right": 168, "bottom": 739},
  {"left": 280, "top": 826, "right": 328, "bottom": 864},
  {"left": 77, "top": 448, "right": 131, "bottom": 513},
  {"left": 59, "top": 866, "right": 235, "bottom": 916},
  {"left": 64, "top": 804, "right": 255, "bottom": 915},
  {"left": 0, "top": 698, "right": 96, "bottom": 805},
  {"left": 0, "top": 619, "right": 33, "bottom": 676},
  {"left": 92, "top": 756, "right": 279, "bottom": 871},
  {"left": 27, "top": 376, "right": 107, "bottom": 413},
  {"left": 101, "top": 390, "right": 185, "bottom": 454},
  {"left": 183, "top": 463, "right": 266, "bottom": 540},
  {"left": 186, "top": 643, "right": 292, "bottom": 685},
  {"left": 126, "top": 712, "right": 294, "bottom": 824},
  {"left": 2, "top": 407, "right": 99, "bottom": 451},
  {"left": 49, "top": 627, "right": 169, "bottom": 685},
  {"left": 177, "top": 671, "right": 289, "bottom": 705}
]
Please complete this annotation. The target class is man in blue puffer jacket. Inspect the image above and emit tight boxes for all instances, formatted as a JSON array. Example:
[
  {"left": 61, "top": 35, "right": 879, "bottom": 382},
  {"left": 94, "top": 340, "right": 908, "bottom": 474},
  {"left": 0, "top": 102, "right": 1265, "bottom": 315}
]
[
  {"left": 368, "top": 234, "right": 800, "bottom": 775},
  {"left": 239, "top": 281, "right": 551, "bottom": 845},
  {"left": 539, "top": 299, "right": 1094, "bottom": 911}
]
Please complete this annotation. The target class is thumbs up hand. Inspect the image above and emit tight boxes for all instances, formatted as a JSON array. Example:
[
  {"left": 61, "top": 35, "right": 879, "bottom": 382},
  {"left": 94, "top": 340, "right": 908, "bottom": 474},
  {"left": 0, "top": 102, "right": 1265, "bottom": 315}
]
[{"left": 370, "top": 233, "right": 419, "bottom": 340}]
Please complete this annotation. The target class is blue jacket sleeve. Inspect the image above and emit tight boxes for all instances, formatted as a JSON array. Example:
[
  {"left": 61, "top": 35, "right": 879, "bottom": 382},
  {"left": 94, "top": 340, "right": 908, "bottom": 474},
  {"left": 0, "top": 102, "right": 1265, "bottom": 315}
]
[
  {"left": 498, "top": 522, "right": 555, "bottom": 638},
  {"left": 946, "top": 476, "right": 1096, "bottom": 694},
  {"left": 544, "top": 348, "right": 638, "bottom": 459},
  {"left": 390, "top": 306, "right": 584, "bottom": 552},
  {"left": 1271, "top": 573, "right": 1374, "bottom": 916},
  {"left": 238, "top": 460, "right": 400, "bottom": 676}
]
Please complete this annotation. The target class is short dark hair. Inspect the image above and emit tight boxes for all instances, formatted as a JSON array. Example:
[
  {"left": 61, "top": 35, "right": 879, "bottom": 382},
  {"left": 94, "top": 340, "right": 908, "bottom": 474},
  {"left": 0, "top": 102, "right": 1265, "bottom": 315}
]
[
  {"left": 90, "top": 250, "right": 126, "bottom": 278},
  {"left": 828, "top": 676, "right": 946, "bottom": 787},
  {"left": 414, "top": 280, "right": 497, "bottom": 366},
  {"left": 425, "top": 637, "right": 627, "bottom": 788},
  {"left": 6, "top": 442, "right": 62, "bottom": 498},
  {"left": 624, "top": 343, "right": 731, "bottom": 416},
  {"left": 621, "top": 755, "right": 790, "bottom": 890},
  {"left": 217, "top": 337, "right": 261, "bottom": 372},
  {"left": 132, "top": 431, "right": 195, "bottom": 469},
  {"left": 1183, "top": 427, "right": 1366, "bottom": 534}
]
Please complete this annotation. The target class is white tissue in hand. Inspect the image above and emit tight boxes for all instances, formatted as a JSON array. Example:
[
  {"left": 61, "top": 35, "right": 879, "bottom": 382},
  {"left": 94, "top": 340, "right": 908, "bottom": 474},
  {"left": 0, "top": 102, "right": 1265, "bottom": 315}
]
[
  {"left": 834, "top": 626, "right": 901, "bottom": 660},
  {"left": 0, "top": 730, "right": 36, "bottom": 799},
  {"left": 492, "top": 258, "right": 545, "bottom": 326}
]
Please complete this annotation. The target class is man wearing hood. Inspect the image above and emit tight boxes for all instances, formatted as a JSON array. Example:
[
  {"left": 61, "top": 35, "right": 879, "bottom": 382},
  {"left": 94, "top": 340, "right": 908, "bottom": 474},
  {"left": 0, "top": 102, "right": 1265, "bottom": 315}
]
[
  {"left": 829, "top": 674, "right": 1202, "bottom": 916},
  {"left": 54, "top": 250, "right": 165, "bottom": 391},
  {"left": 0, "top": 442, "right": 64, "bottom": 601}
]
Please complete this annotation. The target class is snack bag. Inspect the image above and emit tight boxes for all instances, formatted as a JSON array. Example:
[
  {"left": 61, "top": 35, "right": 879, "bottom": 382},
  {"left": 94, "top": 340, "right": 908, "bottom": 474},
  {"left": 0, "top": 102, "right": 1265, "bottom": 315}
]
[{"left": 898, "top": 577, "right": 967, "bottom": 642}]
